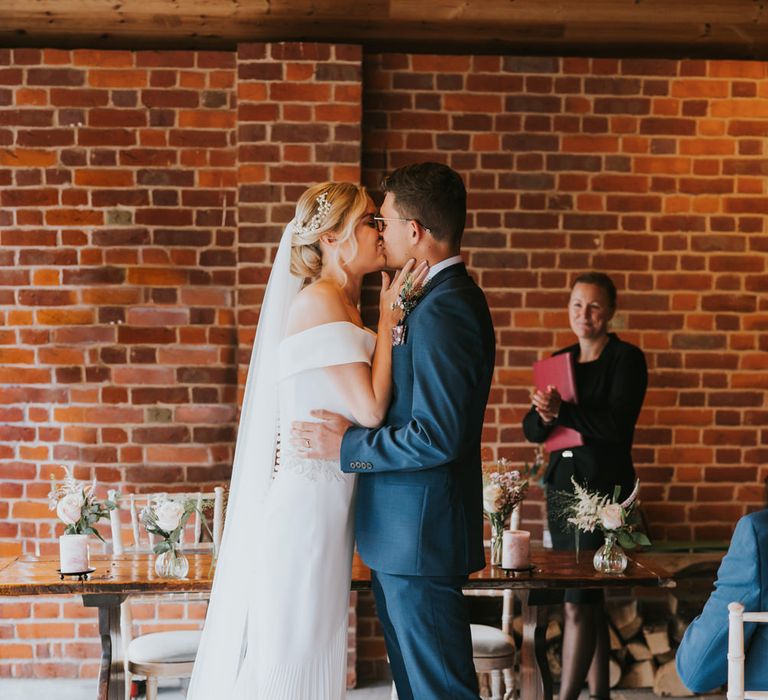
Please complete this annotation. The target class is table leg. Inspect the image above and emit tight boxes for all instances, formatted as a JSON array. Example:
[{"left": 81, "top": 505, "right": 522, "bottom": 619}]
[
  {"left": 82, "top": 593, "right": 127, "bottom": 700},
  {"left": 520, "top": 589, "right": 560, "bottom": 700}
]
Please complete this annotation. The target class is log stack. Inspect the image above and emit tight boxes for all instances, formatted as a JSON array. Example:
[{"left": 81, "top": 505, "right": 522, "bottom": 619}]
[
  {"left": 511, "top": 588, "right": 714, "bottom": 696},
  {"left": 606, "top": 599, "right": 693, "bottom": 696}
]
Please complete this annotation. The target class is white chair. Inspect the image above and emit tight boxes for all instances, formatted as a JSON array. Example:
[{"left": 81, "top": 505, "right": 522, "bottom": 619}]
[
  {"left": 108, "top": 488, "right": 224, "bottom": 700},
  {"left": 389, "top": 589, "right": 516, "bottom": 700},
  {"left": 728, "top": 601, "right": 768, "bottom": 700},
  {"left": 470, "top": 589, "right": 516, "bottom": 700}
]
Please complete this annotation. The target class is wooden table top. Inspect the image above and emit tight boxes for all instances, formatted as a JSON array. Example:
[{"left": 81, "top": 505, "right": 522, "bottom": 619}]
[{"left": 0, "top": 547, "right": 676, "bottom": 597}]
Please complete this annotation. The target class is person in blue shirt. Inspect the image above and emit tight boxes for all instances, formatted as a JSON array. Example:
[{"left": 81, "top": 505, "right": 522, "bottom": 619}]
[{"left": 676, "top": 509, "right": 768, "bottom": 694}]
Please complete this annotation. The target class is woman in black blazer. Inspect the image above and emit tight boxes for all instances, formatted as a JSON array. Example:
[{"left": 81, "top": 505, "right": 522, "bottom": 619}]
[{"left": 523, "top": 272, "right": 647, "bottom": 700}]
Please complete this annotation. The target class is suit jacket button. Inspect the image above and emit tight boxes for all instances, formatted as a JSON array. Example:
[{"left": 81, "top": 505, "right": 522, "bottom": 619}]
[{"left": 366, "top": 462, "right": 372, "bottom": 469}]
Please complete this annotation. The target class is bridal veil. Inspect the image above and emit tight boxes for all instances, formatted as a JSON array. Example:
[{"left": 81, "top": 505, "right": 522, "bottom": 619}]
[{"left": 187, "top": 223, "right": 302, "bottom": 698}]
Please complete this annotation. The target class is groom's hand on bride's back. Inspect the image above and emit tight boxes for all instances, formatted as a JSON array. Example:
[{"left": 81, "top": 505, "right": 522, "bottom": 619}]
[{"left": 291, "top": 410, "right": 352, "bottom": 460}]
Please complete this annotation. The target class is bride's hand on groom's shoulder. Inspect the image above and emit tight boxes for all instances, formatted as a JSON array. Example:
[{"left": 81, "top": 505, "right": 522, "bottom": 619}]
[
  {"left": 379, "top": 259, "right": 429, "bottom": 328},
  {"left": 290, "top": 410, "right": 352, "bottom": 460}
]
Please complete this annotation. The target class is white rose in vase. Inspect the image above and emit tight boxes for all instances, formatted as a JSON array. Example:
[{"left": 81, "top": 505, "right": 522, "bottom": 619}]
[
  {"left": 155, "top": 500, "right": 185, "bottom": 533},
  {"left": 599, "top": 503, "right": 624, "bottom": 531},
  {"left": 483, "top": 483, "right": 504, "bottom": 513},
  {"left": 57, "top": 493, "right": 84, "bottom": 526}
]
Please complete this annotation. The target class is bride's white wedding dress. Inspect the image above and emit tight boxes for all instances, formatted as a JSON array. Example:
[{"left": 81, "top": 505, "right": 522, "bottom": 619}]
[{"left": 232, "top": 320, "right": 375, "bottom": 699}]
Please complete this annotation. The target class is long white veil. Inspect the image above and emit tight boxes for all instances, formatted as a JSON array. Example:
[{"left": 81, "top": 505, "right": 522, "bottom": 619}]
[{"left": 187, "top": 223, "right": 302, "bottom": 698}]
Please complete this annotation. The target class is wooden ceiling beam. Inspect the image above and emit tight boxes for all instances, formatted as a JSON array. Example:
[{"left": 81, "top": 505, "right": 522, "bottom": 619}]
[{"left": 0, "top": 0, "right": 766, "bottom": 58}]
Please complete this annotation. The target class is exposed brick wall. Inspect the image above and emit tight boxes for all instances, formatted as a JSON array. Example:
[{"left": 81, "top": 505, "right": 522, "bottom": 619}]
[
  {"left": 0, "top": 46, "right": 240, "bottom": 680},
  {"left": 356, "top": 52, "right": 767, "bottom": 682},
  {"left": 1, "top": 45, "right": 767, "bottom": 684}
]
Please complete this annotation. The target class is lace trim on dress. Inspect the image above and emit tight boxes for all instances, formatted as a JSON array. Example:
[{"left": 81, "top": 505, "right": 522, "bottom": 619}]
[{"left": 279, "top": 452, "right": 347, "bottom": 482}]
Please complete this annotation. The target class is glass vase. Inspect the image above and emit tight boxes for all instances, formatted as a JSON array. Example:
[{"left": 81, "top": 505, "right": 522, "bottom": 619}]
[
  {"left": 593, "top": 533, "right": 628, "bottom": 574},
  {"left": 154, "top": 545, "right": 189, "bottom": 579},
  {"left": 490, "top": 520, "right": 504, "bottom": 567}
]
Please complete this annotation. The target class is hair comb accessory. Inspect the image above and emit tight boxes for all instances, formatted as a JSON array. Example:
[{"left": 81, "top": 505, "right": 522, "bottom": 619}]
[{"left": 292, "top": 191, "right": 333, "bottom": 240}]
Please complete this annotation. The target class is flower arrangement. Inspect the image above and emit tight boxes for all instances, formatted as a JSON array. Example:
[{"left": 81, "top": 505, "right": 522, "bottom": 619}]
[
  {"left": 141, "top": 497, "right": 198, "bottom": 554},
  {"left": 482, "top": 457, "right": 531, "bottom": 564},
  {"left": 554, "top": 479, "right": 651, "bottom": 572},
  {"left": 141, "top": 495, "right": 213, "bottom": 578},
  {"left": 48, "top": 467, "right": 117, "bottom": 541}
]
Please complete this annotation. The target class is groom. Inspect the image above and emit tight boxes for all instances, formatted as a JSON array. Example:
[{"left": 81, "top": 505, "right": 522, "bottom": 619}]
[{"left": 294, "top": 162, "right": 495, "bottom": 699}]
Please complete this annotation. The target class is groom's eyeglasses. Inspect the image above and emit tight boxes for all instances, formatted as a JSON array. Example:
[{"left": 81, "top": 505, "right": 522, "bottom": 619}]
[{"left": 372, "top": 216, "right": 431, "bottom": 234}]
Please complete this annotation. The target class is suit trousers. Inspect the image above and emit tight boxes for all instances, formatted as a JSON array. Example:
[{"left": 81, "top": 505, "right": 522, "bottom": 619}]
[{"left": 371, "top": 570, "right": 480, "bottom": 700}]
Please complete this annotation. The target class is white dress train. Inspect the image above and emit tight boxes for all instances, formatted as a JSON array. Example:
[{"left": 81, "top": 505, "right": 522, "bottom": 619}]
[{"left": 232, "top": 321, "right": 375, "bottom": 699}]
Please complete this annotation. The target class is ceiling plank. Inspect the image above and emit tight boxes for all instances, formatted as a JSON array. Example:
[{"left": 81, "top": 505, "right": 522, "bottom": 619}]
[{"left": 0, "top": 0, "right": 766, "bottom": 57}]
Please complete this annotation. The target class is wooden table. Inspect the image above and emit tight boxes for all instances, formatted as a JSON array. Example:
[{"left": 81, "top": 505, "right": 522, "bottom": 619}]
[{"left": 0, "top": 548, "right": 674, "bottom": 700}]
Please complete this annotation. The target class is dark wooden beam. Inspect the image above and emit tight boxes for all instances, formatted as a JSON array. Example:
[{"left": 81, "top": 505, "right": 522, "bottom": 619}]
[{"left": 0, "top": 0, "right": 766, "bottom": 58}]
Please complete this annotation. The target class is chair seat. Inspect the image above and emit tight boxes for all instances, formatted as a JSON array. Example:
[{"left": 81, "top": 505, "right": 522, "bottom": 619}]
[
  {"left": 127, "top": 630, "right": 201, "bottom": 665},
  {"left": 470, "top": 624, "right": 515, "bottom": 658}
]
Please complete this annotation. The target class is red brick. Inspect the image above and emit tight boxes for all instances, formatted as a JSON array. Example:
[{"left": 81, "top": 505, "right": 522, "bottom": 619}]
[
  {"left": 89, "top": 70, "right": 148, "bottom": 88},
  {"left": 269, "top": 43, "right": 331, "bottom": 61}
]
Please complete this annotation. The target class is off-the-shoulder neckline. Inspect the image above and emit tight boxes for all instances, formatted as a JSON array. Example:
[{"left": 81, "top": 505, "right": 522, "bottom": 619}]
[{"left": 282, "top": 320, "right": 376, "bottom": 343}]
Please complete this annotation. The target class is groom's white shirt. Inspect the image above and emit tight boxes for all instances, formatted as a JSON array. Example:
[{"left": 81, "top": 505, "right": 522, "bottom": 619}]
[{"left": 425, "top": 255, "right": 463, "bottom": 283}]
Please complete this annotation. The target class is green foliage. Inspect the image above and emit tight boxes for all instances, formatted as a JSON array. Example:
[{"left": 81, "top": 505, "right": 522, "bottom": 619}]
[{"left": 141, "top": 496, "right": 215, "bottom": 556}]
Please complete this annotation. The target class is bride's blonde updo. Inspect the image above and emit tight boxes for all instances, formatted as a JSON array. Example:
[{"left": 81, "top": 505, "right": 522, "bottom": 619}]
[{"left": 289, "top": 182, "right": 369, "bottom": 279}]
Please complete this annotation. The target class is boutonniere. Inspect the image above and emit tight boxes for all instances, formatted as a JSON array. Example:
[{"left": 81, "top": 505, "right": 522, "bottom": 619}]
[{"left": 391, "top": 276, "right": 429, "bottom": 347}]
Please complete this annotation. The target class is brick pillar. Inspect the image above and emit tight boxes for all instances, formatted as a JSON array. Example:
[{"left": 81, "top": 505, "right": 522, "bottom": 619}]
[
  {"left": 235, "top": 41, "right": 364, "bottom": 687},
  {"left": 235, "top": 41, "right": 362, "bottom": 358}
]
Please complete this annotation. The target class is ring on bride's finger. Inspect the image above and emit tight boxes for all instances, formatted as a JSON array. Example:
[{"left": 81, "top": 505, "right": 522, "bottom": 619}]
[{"left": 304, "top": 439, "right": 311, "bottom": 449}]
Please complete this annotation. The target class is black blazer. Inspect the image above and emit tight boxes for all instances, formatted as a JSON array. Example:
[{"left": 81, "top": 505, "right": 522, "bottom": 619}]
[{"left": 523, "top": 333, "right": 647, "bottom": 496}]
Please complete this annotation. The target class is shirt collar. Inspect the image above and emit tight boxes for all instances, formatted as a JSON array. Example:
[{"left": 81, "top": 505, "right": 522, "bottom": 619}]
[{"left": 425, "top": 255, "right": 463, "bottom": 283}]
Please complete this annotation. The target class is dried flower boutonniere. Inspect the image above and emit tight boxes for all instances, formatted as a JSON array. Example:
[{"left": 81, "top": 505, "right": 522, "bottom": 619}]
[{"left": 391, "top": 274, "right": 428, "bottom": 346}]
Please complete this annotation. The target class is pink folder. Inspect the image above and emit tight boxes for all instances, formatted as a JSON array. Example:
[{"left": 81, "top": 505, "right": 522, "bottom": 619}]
[{"left": 532, "top": 353, "right": 584, "bottom": 452}]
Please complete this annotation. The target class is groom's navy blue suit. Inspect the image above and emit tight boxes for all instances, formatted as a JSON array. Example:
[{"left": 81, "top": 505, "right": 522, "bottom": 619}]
[{"left": 341, "top": 262, "right": 495, "bottom": 700}]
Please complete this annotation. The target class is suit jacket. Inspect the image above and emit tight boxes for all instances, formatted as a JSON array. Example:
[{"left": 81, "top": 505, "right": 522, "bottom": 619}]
[
  {"left": 676, "top": 510, "right": 768, "bottom": 693},
  {"left": 340, "top": 263, "right": 495, "bottom": 577},
  {"left": 522, "top": 334, "right": 647, "bottom": 496}
]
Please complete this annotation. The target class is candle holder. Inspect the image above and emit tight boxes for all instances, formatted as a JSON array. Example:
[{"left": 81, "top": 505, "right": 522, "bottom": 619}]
[{"left": 57, "top": 568, "right": 95, "bottom": 582}]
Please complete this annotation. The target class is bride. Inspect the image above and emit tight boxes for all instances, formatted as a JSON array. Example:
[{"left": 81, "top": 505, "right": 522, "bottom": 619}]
[{"left": 187, "top": 182, "right": 427, "bottom": 699}]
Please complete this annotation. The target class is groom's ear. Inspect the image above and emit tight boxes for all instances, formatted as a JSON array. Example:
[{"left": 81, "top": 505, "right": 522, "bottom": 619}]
[{"left": 408, "top": 220, "right": 425, "bottom": 243}]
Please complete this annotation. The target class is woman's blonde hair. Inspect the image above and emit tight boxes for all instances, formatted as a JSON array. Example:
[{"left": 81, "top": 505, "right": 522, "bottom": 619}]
[{"left": 289, "top": 182, "right": 370, "bottom": 279}]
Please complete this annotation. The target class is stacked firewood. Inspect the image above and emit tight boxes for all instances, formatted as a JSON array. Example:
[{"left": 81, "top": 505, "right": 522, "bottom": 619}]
[
  {"left": 606, "top": 598, "right": 692, "bottom": 696},
  {"left": 511, "top": 586, "right": 717, "bottom": 697}
]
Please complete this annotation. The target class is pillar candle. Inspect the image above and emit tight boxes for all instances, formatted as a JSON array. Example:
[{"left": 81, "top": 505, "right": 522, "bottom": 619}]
[
  {"left": 502, "top": 529, "right": 530, "bottom": 570},
  {"left": 59, "top": 534, "right": 90, "bottom": 574}
]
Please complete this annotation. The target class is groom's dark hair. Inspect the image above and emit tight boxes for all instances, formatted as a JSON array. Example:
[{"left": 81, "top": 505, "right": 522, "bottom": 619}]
[{"left": 382, "top": 162, "right": 466, "bottom": 248}]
